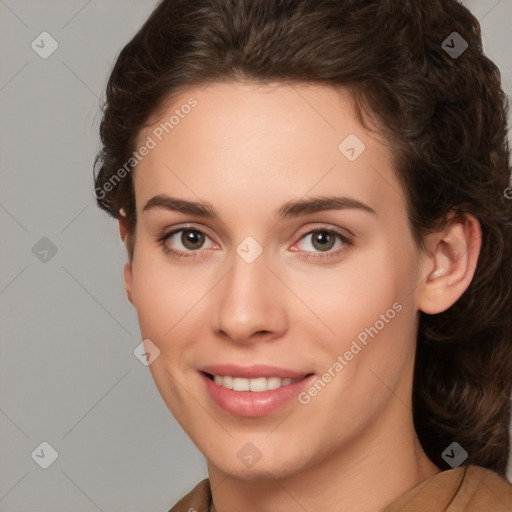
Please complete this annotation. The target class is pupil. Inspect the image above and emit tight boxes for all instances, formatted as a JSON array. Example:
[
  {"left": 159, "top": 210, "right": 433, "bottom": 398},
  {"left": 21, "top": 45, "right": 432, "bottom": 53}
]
[
  {"left": 183, "top": 230, "right": 204, "bottom": 249},
  {"left": 314, "top": 231, "right": 334, "bottom": 251}
]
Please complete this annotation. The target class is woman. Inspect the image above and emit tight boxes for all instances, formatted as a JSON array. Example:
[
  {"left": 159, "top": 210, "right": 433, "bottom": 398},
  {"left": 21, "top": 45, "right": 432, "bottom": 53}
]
[{"left": 93, "top": 0, "right": 512, "bottom": 510}]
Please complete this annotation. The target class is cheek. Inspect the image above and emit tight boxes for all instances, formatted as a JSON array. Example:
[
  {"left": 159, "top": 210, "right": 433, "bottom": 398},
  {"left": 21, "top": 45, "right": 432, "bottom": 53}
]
[
  {"left": 331, "top": 247, "right": 418, "bottom": 399},
  {"left": 295, "top": 244, "right": 414, "bottom": 339},
  {"left": 130, "top": 251, "right": 215, "bottom": 356},
  {"left": 296, "top": 235, "right": 419, "bottom": 396},
  {"left": 131, "top": 254, "right": 180, "bottom": 343}
]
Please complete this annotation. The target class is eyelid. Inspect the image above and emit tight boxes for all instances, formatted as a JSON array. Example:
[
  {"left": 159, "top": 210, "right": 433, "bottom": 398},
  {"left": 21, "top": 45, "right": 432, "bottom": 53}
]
[
  {"left": 158, "top": 222, "right": 216, "bottom": 241},
  {"left": 294, "top": 223, "right": 353, "bottom": 241}
]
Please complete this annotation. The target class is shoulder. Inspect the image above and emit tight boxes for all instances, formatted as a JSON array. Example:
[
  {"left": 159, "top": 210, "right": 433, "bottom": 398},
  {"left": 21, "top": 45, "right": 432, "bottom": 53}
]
[
  {"left": 453, "top": 465, "right": 512, "bottom": 510},
  {"left": 167, "top": 478, "right": 211, "bottom": 512},
  {"left": 383, "top": 464, "right": 512, "bottom": 511}
]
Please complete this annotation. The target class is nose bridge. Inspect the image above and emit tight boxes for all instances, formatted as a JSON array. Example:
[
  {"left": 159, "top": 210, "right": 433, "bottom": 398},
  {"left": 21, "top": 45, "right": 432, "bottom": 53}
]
[{"left": 212, "top": 241, "right": 286, "bottom": 342}]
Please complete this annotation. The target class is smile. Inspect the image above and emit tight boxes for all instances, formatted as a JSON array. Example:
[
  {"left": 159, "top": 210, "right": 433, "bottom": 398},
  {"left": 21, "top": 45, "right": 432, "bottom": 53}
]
[
  {"left": 199, "top": 369, "right": 316, "bottom": 417},
  {"left": 206, "top": 374, "right": 302, "bottom": 392}
]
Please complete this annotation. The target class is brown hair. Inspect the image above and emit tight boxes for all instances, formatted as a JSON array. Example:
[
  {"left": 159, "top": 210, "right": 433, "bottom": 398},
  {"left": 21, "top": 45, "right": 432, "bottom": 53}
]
[{"left": 94, "top": 0, "right": 512, "bottom": 475}]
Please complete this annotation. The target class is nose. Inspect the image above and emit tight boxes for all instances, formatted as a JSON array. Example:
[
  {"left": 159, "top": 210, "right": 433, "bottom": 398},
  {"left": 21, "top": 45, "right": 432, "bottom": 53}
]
[{"left": 211, "top": 247, "right": 288, "bottom": 345}]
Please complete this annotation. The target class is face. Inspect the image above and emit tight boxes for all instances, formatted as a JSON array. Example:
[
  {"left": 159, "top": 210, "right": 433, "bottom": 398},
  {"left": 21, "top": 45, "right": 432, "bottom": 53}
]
[{"left": 124, "top": 81, "right": 427, "bottom": 479}]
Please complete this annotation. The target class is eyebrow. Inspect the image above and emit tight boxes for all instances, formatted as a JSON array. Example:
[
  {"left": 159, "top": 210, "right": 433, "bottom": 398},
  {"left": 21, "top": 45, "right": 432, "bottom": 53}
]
[{"left": 142, "top": 194, "right": 377, "bottom": 220}]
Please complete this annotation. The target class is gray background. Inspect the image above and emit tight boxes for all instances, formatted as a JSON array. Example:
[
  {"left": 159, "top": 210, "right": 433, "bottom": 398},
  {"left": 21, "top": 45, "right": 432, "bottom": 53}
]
[{"left": 0, "top": 0, "right": 511, "bottom": 510}]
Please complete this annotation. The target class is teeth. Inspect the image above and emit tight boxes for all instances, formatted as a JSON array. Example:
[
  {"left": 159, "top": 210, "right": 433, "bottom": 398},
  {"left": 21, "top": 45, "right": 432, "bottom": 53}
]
[
  {"left": 233, "top": 377, "right": 250, "bottom": 391},
  {"left": 267, "top": 377, "right": 282, "bottom": 390},
  {"left": 211, "top": 375, "right": 300, "bottom": 392},
  {"left": 249, "top": 377, "right": 266, "bottom": 392}
]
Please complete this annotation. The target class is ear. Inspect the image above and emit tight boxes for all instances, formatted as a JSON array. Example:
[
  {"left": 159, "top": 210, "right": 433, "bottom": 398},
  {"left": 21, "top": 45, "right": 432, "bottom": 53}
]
[
  {"left": 123, "top": 262, "right": 134, "bottom": 306},
  {"left": 118, "top": 209, "right": 135, "bottom": 306},
  {"left": 416, "top": 213, "right": 482, "bottom": 315},
  {"left": 118, "top": 208, "right": 129, "bottom": 242}
]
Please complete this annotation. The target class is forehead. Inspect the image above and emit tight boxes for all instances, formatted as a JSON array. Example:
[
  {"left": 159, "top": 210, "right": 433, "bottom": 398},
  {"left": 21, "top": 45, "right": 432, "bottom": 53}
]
[{"left": 133, "top": 81, "right": 403, "bottom": 219}]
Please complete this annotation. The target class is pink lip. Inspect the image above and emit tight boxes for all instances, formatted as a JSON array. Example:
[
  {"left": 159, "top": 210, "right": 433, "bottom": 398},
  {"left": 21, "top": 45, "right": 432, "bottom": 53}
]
[{"left": 198, "top": 365, "right": 316, "bottom": 417}]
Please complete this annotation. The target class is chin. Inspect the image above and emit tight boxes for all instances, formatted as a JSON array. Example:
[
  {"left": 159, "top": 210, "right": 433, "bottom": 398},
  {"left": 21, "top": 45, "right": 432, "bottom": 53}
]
[{"left": 207, "top": 448, "right": 309, "bottom": 481}]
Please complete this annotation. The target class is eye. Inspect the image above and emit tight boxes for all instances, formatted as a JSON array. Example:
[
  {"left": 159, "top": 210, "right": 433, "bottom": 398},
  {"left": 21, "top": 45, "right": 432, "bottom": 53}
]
[
  {"left": 292, "top": 227, "right": 353, "bottom": 259},
  {"left": 158, "top": 226, "right": 218, "bottom": 258},
  {"left": 157, "top": 224, "right": 353, "bottom": 260}
]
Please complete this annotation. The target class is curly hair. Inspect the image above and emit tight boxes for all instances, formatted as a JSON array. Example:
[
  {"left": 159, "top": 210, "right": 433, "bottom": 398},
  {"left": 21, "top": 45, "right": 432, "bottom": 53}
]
[{"left": 93, "top": 0, "right": 512, "bottom": 475}]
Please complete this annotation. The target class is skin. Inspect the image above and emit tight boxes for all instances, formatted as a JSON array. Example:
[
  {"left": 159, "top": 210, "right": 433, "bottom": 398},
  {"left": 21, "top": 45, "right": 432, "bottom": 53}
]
[{"left": 119, "top": 81, "right": 481, "bottom": 512}]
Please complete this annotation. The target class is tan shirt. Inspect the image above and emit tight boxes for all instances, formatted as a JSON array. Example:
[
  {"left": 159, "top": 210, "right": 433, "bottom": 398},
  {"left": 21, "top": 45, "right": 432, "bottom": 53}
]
[{"left": 168, "top": 464, "right": 512, "bottom": 511}]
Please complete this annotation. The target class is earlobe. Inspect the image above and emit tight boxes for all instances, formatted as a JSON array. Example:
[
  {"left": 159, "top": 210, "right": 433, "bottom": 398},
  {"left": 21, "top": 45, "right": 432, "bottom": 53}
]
[{"left": 417, "top": 214, "right": 482, "bottom": 315}]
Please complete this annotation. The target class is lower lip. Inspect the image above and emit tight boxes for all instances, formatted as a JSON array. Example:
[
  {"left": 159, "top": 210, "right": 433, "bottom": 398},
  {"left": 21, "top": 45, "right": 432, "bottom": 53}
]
[{"left": 200, "top": 372, "right": 316, "bottom": 417}]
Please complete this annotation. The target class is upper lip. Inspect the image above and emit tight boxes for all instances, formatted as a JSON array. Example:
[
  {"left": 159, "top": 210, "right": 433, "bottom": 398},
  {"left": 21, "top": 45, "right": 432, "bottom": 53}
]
[{"left": 199, "top": 364, "right": 313, "bottom": 379}]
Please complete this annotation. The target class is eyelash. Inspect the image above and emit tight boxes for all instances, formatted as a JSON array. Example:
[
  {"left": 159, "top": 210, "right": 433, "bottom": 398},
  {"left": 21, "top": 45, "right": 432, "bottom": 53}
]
[{"left": 157, "top": 225, "right": 353, "bottom": 261}]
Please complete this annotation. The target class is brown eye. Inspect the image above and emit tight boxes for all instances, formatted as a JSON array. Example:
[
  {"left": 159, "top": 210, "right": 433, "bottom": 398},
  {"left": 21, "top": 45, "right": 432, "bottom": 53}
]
[
  {"left": 180, "top": 229, "right": 206, "bottom": 250},
  {"left": 293, "top": 227, "right": 353, "bottom": 260},
  {"left": 310, "top": 230, "right": 336, "bottom": 252},
  {"left": 159, "top": 227, "right": 216, "bottom": 257}
]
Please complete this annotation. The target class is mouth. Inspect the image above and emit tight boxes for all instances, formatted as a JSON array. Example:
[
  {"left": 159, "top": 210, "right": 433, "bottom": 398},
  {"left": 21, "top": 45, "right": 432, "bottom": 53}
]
[
  {"left": 201, "top": 371, "right": 314, "bottom": 392},
  {"left": 198, "top": 367, "right": 317, "bottom": 417}
]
